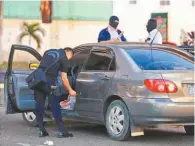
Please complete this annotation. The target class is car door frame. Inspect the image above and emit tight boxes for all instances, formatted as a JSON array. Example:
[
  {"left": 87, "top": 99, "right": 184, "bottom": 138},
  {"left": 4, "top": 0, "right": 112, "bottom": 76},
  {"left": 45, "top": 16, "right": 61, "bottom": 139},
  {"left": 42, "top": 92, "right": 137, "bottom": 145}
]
[
  {"left": 4, "top": 45, "right": 42, "bottom": 114},
  {"left": 75, "top": 46, "right": 116, "bottom": 120}
]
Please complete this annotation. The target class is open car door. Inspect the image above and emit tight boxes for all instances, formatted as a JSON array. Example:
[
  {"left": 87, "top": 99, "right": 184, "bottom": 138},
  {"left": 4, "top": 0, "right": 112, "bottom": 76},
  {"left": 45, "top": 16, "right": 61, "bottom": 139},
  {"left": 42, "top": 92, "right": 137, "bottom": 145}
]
[{"left": 4, "top": 45, "right": 42, "bottom": 114}]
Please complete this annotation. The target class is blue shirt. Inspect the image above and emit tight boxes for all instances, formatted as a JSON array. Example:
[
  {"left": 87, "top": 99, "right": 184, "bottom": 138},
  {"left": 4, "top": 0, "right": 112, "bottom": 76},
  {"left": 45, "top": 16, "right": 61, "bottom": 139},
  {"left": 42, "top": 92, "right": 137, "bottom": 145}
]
[{"left": 98, "top": 27, "right": 127, "bottom": 42}]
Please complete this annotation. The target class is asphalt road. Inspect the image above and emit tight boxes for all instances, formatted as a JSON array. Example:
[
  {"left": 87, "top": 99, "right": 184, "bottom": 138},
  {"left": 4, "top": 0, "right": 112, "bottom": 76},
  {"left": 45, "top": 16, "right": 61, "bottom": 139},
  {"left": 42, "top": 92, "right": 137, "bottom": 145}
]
[{"left": 0, "top": 107, "right": 194, "bottom": 146}]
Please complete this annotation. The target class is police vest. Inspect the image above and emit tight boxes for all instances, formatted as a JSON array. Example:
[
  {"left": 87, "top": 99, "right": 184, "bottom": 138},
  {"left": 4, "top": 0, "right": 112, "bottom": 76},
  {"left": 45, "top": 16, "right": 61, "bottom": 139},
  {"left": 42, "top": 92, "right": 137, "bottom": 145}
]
[{"left": 39, "top": 49, "right": 65, "bottom": 79}]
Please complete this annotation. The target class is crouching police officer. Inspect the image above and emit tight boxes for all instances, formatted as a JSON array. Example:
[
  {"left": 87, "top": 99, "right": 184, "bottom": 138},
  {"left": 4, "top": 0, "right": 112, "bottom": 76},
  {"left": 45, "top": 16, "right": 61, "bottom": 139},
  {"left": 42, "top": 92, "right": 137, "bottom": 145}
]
[{"left": 34, "top": 47, "right": 76, "bottom": 138}]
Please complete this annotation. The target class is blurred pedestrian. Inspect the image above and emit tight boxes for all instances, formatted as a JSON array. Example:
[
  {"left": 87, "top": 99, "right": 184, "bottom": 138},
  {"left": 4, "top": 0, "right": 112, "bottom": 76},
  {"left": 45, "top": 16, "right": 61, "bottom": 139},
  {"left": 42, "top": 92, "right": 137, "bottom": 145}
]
[
  {"left": 146, "top": 18, "right": 162, "bottom": 44},
  {"left": 98, "top": 16, "right": 127, "bottom": 43}
]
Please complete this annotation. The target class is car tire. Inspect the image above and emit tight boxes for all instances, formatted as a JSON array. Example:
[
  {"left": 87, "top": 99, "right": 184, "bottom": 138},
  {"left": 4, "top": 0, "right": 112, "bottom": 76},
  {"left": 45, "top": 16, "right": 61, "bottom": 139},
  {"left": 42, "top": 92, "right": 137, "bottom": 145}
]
[
  {"left": 184, "top": 125, "right": 194, "bottom": 135},
  {"left": 105, "top": 100, "right": 131, "bottom": 141},
  {"left": 22, "top": 112, "right": 38, "bottom": 127}
]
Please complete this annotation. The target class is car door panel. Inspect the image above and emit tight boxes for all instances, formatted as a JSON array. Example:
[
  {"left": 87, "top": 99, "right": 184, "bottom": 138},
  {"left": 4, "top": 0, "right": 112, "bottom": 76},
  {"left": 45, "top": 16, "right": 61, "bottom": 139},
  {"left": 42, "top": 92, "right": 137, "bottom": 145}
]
[
  {"left": 5, "top": 45, "right": 42, "bottom": 114},
  {"left": 12, "top": 71, "right": 35, "bottom": 110},
  {"left": 75, "top": 48, "right": 116, "bottom": 119},
  {"left": 75, "top": 72, "right": 104, "bottom": 113}
]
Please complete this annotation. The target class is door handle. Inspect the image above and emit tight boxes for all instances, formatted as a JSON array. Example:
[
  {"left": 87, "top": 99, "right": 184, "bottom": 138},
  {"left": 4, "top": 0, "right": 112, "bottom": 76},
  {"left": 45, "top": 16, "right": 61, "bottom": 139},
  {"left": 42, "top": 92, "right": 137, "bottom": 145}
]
[{"left": 101, "top": 76, "right": 110, "bottom": 81}]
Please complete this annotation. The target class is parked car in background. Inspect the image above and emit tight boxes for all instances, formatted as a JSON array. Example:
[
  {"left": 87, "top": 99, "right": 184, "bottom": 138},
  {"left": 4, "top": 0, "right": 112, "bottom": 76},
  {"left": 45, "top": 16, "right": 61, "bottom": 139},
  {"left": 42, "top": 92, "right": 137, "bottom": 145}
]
[
  {"left": 178, "top": 45, "right": 194, "bottom": 56},
  {"left": 4, "top": 43, "right": 194, "bottom": 141}
]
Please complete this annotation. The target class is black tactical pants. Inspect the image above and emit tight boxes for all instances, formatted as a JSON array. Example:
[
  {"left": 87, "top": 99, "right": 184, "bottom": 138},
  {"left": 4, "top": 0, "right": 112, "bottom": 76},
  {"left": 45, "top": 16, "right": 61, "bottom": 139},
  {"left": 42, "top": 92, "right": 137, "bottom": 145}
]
[{"left": 34, "top": 90, "right": 66, "bottom": 133}]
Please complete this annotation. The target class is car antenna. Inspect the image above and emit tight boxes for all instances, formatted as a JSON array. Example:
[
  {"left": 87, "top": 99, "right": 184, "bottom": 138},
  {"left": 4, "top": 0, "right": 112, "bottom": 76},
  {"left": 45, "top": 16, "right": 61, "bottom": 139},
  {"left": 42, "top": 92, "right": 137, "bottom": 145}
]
[{"left": 149, "top": 23, "right": 163, "bottom": 66}]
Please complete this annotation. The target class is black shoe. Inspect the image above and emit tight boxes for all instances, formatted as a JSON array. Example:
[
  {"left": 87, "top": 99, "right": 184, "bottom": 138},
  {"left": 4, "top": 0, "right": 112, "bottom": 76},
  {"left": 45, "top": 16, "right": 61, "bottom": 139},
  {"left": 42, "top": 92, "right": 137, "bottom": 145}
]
[
  {"left": 39, "top": 129, "right": 49, "bottom": 137},
  {"left": 57, "top": 132, "right": 73, "bottom": 138}
]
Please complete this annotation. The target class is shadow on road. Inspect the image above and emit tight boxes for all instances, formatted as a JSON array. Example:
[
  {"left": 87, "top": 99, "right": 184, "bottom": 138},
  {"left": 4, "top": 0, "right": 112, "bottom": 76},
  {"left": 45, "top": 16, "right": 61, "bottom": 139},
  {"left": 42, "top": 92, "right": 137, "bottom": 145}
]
[{"left": 43, "top": 121, "right": 193, "bottom": 142}]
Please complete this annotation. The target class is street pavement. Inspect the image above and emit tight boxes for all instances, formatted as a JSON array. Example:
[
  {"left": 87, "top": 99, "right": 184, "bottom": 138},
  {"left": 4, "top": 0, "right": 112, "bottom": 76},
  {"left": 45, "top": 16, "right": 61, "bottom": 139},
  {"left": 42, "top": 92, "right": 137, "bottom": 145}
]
[
  {"left": 0, "top": 107, "right": 194, "bottom": 146},
  {"left": 0, "top": 86, "right": 194, "bottom": 146}
]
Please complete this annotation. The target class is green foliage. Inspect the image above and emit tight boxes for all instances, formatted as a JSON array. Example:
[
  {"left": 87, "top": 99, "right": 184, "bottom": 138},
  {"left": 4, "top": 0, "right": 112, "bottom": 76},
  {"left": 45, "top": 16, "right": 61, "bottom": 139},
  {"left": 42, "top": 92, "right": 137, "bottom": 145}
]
[{"left": 18, "top": 22, "right": 45, "bottom": 49}]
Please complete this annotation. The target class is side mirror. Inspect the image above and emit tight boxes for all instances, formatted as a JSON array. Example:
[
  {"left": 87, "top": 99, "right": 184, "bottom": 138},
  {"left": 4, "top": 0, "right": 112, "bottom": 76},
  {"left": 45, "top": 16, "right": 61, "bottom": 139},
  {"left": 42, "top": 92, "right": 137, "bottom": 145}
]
[{"left": 29, "top": 63, "right": 39, "bottom": 70}]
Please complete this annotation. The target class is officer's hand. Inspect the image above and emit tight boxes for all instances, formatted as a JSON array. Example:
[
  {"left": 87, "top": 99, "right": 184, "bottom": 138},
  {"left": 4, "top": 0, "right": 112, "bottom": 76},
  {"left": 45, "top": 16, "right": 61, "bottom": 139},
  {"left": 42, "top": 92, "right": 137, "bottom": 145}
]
[{"left": 69, "top": 89, "right": 76, "bottom": 96}]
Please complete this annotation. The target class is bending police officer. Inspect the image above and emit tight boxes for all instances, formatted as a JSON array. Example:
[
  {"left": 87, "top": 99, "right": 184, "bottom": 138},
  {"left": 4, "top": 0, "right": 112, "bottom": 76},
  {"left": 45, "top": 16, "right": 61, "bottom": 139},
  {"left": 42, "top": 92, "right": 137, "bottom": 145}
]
[{"left": 34, "top": 47, "right": 76, "bottom": 138}]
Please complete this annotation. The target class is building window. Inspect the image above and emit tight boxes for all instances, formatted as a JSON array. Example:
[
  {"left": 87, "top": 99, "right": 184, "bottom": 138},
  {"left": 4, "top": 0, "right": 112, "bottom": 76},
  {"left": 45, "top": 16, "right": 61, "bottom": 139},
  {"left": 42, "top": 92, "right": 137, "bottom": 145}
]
[
  {"left": 192, "top": 0, "right": 195, "bottom": 6},
  {"left": 129, "top": 0, "right": 137, "bottom": 4},
  {"left": 160, "top": 0, "right": 170, "bottom": 6}
]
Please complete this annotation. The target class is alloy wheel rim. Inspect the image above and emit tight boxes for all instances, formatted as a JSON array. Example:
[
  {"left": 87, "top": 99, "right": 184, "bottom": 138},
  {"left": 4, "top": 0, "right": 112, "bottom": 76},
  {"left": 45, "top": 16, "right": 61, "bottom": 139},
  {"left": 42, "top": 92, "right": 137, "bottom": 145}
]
[{"left": 108, "top": 106, "right": 124, "bottom": 135}]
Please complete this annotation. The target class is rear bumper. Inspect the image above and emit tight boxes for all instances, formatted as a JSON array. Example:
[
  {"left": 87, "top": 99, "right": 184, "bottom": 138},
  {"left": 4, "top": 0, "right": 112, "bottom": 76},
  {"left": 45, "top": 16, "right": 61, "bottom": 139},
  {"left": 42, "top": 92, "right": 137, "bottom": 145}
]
[
  {"left": 125, "top": 98, "right": 194, "bottom": 126},
  {"left": 132, "top": 116, "right": 194, "bottom": 126}
]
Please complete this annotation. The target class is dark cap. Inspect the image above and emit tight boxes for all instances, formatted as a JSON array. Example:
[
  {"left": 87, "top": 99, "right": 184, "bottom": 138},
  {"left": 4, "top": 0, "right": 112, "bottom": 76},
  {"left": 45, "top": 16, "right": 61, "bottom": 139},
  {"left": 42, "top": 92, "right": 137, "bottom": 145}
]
[{"left": 109, "top": 15, "right": 119, "bottom": 22}]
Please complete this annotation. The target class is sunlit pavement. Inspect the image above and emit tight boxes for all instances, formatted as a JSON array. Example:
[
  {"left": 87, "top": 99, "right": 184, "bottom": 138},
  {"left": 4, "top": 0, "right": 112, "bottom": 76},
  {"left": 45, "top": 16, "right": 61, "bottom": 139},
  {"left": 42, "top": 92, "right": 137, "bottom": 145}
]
[{"left": 0, "top": 107, "right": 194, "bottom": 146}]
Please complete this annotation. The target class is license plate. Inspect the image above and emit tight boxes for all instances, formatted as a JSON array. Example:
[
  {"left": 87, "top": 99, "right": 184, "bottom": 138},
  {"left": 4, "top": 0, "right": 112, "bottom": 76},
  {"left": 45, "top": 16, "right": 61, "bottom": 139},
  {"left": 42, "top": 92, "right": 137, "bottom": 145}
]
[{"left": 188, "top": 84, "right": 195, "bottom": 96}]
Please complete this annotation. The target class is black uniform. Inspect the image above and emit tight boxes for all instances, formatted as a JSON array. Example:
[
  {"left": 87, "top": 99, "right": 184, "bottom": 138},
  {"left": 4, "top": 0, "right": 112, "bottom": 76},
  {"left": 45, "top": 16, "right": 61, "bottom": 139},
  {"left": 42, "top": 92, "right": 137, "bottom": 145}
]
[{"left": 34, "top": 49, "right": 71, "bottom": 136}]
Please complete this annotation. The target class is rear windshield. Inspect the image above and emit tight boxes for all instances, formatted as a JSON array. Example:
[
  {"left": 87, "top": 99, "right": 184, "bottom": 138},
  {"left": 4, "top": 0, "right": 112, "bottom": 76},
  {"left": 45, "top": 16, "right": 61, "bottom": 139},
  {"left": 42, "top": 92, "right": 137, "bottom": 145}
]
[{"left": 125, "top": 49, "right": 194, "bottom": 70}]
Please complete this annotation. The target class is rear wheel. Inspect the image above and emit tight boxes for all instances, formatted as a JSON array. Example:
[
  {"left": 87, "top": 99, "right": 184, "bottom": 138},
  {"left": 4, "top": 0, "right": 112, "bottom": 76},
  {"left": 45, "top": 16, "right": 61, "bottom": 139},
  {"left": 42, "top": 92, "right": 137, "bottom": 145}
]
[
  {"left": 184, "top": 125, "right": 194, "bottom": 135},
  {"left": 105, "top": 100, "right": 131, "bottom": 141},
  {"left": 22, "top": 112, "right": 38, "bottom": 127}
]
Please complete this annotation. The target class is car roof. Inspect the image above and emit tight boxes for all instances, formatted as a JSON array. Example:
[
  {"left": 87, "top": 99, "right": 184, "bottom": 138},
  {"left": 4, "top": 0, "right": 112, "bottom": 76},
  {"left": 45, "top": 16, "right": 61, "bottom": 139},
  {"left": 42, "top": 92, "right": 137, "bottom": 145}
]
[
  {"left": 74, "top": 42, "right": 178, "bottom": 51},
  {"left": 73, "top": 42, "right": 194, "bottom": 61}
]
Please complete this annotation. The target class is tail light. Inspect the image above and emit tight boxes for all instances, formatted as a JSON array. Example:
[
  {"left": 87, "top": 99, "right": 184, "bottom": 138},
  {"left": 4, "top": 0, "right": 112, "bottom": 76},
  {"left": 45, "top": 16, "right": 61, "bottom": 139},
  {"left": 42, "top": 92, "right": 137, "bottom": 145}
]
[{"left": 144, "top": 79, "right": 178, "bottom": 93}]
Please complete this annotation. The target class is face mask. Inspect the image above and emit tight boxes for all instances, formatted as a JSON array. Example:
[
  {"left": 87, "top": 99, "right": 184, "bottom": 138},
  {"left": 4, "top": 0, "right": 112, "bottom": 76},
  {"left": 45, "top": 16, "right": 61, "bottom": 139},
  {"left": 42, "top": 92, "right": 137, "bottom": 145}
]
[
  {"left": 110, "top": 21, "right": 119, "bottom": 29},
  {"left": 109, "top": 16, "right": 119, "bottom": 29}
]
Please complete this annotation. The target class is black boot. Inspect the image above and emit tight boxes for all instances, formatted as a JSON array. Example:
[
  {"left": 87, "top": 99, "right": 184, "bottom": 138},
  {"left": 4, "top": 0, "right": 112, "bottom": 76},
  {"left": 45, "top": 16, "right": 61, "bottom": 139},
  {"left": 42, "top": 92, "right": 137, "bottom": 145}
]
[
  {"left": 57, "top": 131, "right": 73, "bottom": 138},
  {"left": 39, "top": 128, "right": 49, "bottom": 137}
]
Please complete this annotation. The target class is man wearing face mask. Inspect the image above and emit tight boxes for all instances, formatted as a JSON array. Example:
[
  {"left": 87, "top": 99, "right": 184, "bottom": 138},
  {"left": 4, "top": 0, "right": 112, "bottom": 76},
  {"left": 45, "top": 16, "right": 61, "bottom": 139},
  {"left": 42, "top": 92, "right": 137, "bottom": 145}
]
[
  {"left": 146, "top": 18, "right": 162, "bottom": 44},
  {"left": 98, "top": 16, "right": 127, "bottom": 43}
]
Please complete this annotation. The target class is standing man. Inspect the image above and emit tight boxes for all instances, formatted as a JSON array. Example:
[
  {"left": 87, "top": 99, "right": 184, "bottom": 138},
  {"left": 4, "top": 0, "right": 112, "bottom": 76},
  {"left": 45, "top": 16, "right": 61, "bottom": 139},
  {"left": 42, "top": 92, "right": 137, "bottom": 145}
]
[
  {"left": 146, "top": 18, "right": 162, "bottom": 44},
  {"left": 34, "top": 47, "right": 76, "bottom": 138},
  {"left": 98, "top": 16, "right": 127, "bottom": 43}
]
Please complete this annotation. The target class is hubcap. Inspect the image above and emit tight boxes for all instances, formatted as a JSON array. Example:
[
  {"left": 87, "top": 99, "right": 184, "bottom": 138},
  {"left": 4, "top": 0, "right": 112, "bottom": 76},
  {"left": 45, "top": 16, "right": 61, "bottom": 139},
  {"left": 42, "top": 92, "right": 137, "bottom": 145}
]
[
  {"left": 24, "top": 112, "right": 36, "bottom": 122},
  {"left": 108, "top": 106, "right": 124, "bottom": 135}
]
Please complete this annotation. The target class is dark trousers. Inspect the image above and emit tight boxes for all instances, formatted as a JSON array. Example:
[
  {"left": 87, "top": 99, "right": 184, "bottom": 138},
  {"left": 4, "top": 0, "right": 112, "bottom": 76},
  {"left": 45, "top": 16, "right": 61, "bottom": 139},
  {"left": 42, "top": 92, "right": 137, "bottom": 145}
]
[{"left": 34, "top": 90, "right": 66, "bottom": 133}]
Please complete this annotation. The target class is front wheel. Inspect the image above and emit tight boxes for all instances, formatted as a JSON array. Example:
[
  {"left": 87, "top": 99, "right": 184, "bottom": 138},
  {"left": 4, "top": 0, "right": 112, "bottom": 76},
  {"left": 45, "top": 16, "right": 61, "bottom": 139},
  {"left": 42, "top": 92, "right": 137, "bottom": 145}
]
[
  {"left": 105, "top": 100, "right": 131, "bottom": 141},
  {"left": 184, "top": 125, "right": 194, "bottom": 135},
  {"left": 22, "top": 112, "right": 38, "bottom": 127}
]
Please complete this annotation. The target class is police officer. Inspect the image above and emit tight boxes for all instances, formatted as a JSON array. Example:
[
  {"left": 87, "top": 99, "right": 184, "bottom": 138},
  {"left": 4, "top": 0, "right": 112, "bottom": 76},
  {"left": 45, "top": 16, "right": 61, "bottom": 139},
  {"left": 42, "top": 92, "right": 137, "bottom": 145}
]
[
  {"left": 146, "top": 18, "right": 162, "bottom": 44},
  {"left": 34, "top": 47, "right": 76, "bottom": 138},
  {"left": 98, "top": 16, "right": 127, "bottom": 43}
]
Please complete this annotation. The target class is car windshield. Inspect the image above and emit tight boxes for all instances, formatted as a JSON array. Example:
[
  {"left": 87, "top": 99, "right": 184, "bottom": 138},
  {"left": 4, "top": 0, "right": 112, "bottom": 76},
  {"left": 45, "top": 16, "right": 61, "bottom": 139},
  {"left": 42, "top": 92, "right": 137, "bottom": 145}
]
[{"left": 125, "top": 49, "right": 194, "bottom": 70}]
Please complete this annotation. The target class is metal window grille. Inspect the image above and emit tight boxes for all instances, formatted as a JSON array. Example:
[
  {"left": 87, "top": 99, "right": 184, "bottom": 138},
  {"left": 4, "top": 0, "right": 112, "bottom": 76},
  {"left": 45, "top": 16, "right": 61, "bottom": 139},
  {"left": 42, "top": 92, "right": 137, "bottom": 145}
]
[
  {"left": 129, "top": 0, "right": 137, "bottom": 4},
  {"left": 192, "top": 0, "right": 195, "bottom": 6},
  {"left": 160, "top": 0, "right": 170, "bottom": 6}
]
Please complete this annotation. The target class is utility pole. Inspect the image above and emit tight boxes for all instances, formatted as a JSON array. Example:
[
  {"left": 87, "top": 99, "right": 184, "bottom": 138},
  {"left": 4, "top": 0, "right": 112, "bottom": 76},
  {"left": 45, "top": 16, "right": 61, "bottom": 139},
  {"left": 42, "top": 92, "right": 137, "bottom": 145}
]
[{"left": 0, "top": 0, "right": 3, "bottom": 64}]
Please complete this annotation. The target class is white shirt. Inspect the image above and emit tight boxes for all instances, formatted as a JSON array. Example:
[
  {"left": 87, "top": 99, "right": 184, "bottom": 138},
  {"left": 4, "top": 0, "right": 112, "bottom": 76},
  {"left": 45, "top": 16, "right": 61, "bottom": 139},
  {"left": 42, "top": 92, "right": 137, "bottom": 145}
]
[
  {"left": 147, "top": 29, "right": 163, "bottom": 44},
  {"left": 108, "top": 26, "right": 119, "bottom": 40}
]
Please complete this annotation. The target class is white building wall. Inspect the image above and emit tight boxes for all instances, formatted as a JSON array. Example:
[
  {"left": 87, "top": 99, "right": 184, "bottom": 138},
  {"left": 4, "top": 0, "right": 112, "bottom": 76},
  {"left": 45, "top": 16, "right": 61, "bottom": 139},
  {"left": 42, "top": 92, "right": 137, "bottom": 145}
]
[
  {"left": 113, "top": 0, "right": 195, "bottom": 44},
  {"left": 1, "top": 19, "right": 107, "bottom": 61},
  {"left": 1, "top": 0, "right": 194, "bottom": 62}
]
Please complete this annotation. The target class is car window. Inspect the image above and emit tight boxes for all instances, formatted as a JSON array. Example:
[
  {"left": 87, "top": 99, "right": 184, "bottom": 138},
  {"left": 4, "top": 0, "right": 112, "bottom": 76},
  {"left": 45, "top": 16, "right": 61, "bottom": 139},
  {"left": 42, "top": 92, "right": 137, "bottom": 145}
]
[
  {"left": 83, "top": 49, "right": 115, "bottom": 71},
  {"left": 71, "top": 48, "right": 91, "bottom": 64},
  {"left": 70, "top": 48, "right": 91, "bottom": 72},
  {"left": 12, "top": 50, "right": 40, "bottom": 70},
  {"left": 125, "top": 49, "right": 194, "bottom": 70}
]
